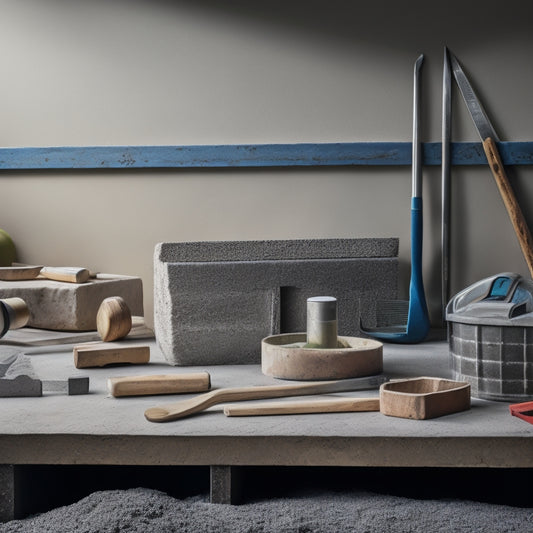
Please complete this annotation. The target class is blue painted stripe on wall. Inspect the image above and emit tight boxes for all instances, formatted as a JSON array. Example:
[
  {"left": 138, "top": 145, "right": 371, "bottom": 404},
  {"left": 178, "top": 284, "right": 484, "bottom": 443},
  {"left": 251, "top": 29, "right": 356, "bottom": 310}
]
[{"left": 0, "top": 142, "right": 532, "bottom": 170}]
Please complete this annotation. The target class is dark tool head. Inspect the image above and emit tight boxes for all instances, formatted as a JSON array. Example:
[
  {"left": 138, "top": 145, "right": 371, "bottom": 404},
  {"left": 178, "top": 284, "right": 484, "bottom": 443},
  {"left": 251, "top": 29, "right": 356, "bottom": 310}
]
[{"left": 67, "top": 376, "right": 90, "bottom": 395}]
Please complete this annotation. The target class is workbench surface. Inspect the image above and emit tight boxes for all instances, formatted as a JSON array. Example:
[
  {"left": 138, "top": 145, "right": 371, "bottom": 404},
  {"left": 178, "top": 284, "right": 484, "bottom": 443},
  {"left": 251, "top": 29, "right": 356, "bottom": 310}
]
[{"left": 0, "top": 335, "right": 531, "bottom": 469}]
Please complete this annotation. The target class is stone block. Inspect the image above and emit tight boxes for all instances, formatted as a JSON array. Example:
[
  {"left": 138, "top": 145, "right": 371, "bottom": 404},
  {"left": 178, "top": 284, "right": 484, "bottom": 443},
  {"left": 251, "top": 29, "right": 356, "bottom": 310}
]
[
  {"left": 155, "top": 239, "right": 399, "bottom": 366},
  {"left": 0, "top": 275, "right": 143, "bottom": 331}
]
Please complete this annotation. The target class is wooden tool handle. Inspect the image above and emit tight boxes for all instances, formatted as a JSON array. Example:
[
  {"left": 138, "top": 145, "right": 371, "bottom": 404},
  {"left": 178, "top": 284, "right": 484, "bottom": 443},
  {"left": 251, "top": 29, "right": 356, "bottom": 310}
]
[
  {"left": 108, "top": 372, "right": 211, "bottom": 397},
  {"left": 73, "top": 343, "right": 150, "bottom": 368},
  {"left": 40, "top": 266, "right": 91, "bottom": 283},
  {"left": 223, "top": 397, "right": 379, "bottom": 417},
  {"left": 483, "top": 137, "right": 533, "bottom": 278}
]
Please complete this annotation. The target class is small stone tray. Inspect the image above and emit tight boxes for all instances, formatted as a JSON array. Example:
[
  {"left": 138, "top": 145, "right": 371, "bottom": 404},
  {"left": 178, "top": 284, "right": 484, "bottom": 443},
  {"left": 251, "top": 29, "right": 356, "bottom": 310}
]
[
  {"left": 261, "top": 333, "right": 383, "bottom": 380},
  {"left": 379, "top": 377, "right": 470, "bottom": 420}
]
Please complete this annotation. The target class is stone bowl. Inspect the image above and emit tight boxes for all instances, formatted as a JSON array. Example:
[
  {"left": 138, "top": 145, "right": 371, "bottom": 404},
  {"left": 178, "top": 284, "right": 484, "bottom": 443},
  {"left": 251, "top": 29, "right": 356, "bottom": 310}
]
[{"left": 261, "top": 333, "right": 383, "bottom": 380}]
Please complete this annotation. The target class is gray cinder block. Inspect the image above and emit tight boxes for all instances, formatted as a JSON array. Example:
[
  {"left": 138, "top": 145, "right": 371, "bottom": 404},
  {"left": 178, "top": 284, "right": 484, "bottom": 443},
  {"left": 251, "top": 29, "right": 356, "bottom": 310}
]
[
  {"left": 154, "top": 239, "right": 399, "bottom": 366},
  {"left": 0, "top": 275, "right": 143, "bottom": 331}
]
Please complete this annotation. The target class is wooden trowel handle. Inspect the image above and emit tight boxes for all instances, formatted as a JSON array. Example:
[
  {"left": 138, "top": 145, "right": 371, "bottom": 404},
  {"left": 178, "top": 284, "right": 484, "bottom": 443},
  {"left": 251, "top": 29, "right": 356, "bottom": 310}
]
[
  {"left": 74, "top": 344, "right": 150, "bottom": 368},
  {"left": 483, "top": 137, "right": 533, "bottom": 278},
  {"left": 223, "top": 397, "right": 379, "bottom": 417},
  {"left": 108, "top": 372, "right": 211, "bottom": 397}
]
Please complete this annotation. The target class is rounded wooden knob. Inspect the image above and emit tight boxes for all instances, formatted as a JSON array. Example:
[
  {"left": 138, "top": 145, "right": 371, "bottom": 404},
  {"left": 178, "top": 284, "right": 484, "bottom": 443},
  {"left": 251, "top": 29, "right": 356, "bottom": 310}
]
[{"left": 96, "top": 296, "right": 132, "bottom": 342}]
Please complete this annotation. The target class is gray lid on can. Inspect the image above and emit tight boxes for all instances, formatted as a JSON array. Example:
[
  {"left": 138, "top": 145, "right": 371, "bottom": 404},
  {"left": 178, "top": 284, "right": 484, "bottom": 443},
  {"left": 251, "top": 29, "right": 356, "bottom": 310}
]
[{"left": 446, "top": 272, "right": 533, "bottom": 326}]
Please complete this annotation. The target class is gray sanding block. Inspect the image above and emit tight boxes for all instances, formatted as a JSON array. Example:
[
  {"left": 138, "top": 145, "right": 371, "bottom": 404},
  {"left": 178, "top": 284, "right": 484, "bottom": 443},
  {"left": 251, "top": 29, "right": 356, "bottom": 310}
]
[
  {"left": 0, "top": 350, "right": 89, "bottom": 397},
  {"left": 0, "top": 352, "right": 42, "bottom": 397}
]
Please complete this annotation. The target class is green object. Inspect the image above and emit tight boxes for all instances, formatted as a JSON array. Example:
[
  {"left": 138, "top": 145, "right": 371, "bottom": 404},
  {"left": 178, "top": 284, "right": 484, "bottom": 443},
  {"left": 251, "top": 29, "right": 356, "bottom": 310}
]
[{"left": 0, "top": 229, "right": 16, "bottom": 266}]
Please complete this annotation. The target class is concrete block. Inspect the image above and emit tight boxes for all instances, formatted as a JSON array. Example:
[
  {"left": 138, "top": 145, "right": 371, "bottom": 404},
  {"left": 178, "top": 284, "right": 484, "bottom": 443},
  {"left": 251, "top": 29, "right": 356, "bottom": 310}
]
[
  {"left": 155, "top": 239, "right": 399, "bottom": 366},
  {"left": 210, "top": 466, "right": 243, "bottom": 505},
  {"left": 0, "top": 274, "right": 143, "bottom": 331},
  {"left": 0, "top": 465, "right": 17, "bottom": 522},
  {"left": 156, "top": 238, "right": 398, "bottom": 262}
]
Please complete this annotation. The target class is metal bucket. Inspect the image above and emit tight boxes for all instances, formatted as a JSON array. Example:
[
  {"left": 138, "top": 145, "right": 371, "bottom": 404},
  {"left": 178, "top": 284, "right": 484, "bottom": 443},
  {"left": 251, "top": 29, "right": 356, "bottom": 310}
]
[{"left": 446, "top": 273, "right": 533, "bottom": 401}]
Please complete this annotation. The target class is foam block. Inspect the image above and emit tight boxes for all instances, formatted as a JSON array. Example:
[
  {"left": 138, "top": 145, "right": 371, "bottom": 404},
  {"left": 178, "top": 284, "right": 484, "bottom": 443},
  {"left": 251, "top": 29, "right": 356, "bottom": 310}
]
[
  {"left": 0, "top": 274, "right": 143, "bottom": 331},
  {"left": 154, "top": 239, "right": 399, "bottom": 366}
]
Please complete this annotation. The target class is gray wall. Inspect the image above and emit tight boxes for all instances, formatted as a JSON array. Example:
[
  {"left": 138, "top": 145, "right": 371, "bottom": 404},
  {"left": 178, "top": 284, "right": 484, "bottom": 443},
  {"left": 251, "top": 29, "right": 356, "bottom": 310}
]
[{"left": 2, "top": 0, "right": 533, "bottom": 328}]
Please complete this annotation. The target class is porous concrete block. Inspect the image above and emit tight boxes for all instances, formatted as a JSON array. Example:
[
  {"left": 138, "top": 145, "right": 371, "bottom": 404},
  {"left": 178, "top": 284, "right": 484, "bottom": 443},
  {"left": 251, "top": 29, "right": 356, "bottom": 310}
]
[
  {"left": 154, "top": 239, "right": 399, "bottom": 366},
  {"left": 0, "top": 275, "right": 143, "bottom": 331},
  {"left": 156, "top": 238, "right": 398, "bottom": 262}
]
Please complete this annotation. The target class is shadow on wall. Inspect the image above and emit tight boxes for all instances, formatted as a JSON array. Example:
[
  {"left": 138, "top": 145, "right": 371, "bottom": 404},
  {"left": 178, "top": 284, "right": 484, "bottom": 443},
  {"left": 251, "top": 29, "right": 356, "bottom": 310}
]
[
  {"left": 131, "top": 0, "right": 532, "bottom": 145},
  {"left": 144, "top": 0, "right": 533, "bottom": 52}
]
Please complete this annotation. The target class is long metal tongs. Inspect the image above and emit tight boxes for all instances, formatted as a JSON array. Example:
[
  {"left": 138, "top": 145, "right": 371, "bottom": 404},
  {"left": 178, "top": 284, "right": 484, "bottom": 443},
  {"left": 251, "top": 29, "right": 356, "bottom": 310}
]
[{"left": 447, "top": 49, "right": 533, "bottom": 279}]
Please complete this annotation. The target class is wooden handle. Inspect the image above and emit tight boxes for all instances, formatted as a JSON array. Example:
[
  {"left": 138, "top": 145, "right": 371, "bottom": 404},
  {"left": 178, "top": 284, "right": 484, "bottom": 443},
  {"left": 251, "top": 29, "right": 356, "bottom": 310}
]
[
  {"left": 73, "top": 343, "right": 150, "bottom": 368},
  {"left": 223, "top": 397, "right": 379, "bottom": 417},
  {"left": 40, "top": 266, "right": 91, "bottom": 283},
  {"left": 483, "top": 137, "right": 533, "bottom": 278},
  {"left": 108, "top": 372, "right": 211, "bottom": 397}
]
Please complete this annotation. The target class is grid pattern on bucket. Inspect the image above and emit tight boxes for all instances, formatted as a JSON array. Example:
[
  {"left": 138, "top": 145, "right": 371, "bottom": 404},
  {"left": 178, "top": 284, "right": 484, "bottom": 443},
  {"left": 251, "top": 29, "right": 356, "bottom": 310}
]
[{"left": 449, "top": 322, "right": 533, "bottom": 401}]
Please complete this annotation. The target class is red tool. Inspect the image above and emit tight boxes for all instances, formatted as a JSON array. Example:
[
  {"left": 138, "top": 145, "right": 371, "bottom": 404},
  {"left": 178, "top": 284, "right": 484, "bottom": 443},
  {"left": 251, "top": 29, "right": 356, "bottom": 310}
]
[{"left": 509, "top": 402, "right": 533, "bottom": 425}]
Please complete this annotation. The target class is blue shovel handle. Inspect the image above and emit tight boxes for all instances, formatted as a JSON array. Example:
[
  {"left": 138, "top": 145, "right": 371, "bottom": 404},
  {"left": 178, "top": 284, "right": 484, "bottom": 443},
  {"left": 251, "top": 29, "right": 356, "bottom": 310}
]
[{"left": 406, "top": 196, "right": 430, "bottom": 342}]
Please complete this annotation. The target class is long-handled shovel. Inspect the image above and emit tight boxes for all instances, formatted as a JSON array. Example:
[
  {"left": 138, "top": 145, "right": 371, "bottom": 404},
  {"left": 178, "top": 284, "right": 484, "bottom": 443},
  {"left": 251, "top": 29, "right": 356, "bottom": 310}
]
[{"left": 361, "top": 54, "right": 430, "bottom": 343}]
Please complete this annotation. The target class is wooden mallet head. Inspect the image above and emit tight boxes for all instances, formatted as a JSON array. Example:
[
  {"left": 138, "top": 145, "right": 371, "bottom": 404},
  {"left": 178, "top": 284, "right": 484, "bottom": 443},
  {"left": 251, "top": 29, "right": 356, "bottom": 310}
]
[{"left": 96, "top": 296, "right": 132, "bottom": 342}]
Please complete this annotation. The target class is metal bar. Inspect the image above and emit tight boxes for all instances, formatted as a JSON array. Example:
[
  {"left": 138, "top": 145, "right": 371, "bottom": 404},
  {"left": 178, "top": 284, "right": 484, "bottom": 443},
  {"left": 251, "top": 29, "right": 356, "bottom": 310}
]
[
  {"left": 412, "top": 54, "right": 424, "bottom": 197},
  {"left": 442, "top": 48, "right": 452, "bottom": 321},
  {"left": 0, "top": 142, "right": 533, "bottom": 170}
]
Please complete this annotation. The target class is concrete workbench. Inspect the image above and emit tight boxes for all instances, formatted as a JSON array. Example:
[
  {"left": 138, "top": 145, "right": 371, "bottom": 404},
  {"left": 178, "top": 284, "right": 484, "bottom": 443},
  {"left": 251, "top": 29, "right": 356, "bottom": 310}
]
[{"left": 0, "top": 334, "right": 532, "bottom": 519}]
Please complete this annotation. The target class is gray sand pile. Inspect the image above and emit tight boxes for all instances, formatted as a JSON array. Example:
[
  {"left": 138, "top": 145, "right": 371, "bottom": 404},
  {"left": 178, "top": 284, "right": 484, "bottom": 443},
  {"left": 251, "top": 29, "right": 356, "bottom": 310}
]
[{"left": 1, "top": 488, "right": 531, "bottom": 533}]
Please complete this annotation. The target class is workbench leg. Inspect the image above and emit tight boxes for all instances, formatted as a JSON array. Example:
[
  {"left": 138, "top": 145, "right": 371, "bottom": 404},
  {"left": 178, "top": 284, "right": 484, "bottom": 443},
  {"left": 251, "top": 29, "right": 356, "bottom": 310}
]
[
  {"left": 209, "top": 466, "right": 243, "bottom": 504},
  {"left": 0, "top": 465, "right": 17, "bottom": 522}
]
